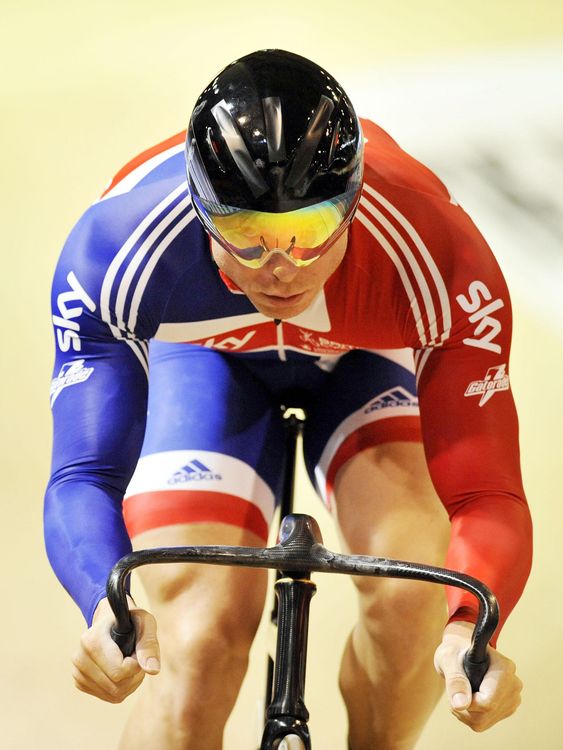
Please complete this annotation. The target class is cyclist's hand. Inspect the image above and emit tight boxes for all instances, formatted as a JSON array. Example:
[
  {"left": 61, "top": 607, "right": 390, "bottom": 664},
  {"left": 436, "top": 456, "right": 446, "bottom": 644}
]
[
  {"left": 72, "top": 596, "right": 160, "bottom": 703},
  {"left": 434, "top": 621, "right": 522, "bottom": 732}
]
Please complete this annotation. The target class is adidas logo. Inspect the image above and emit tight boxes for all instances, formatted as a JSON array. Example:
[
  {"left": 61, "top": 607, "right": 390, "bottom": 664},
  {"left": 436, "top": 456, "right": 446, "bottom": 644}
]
[
  {"left": 364, "top": 387, "right": 418, "bottom": 415},
  {"left": 168, "top": 459, "right": 222, "bottom": 484}
]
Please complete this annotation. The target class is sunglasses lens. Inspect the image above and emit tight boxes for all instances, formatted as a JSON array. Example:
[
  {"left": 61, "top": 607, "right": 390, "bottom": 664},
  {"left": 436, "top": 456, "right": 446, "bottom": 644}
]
[{"left": 193, "top": 188, "right": 360, "bottom": 268}]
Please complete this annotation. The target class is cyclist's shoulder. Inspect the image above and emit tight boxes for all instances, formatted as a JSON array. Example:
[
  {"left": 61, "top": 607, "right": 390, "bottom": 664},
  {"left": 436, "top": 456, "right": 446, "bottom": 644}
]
[
  {"left": 360, "top": 117, "right": 453, "bottom": 206},
  {"left": 51, "top": 131, "right": 205, "bottom": 340},
  {"left": 358, "top": 118, "right": 503, "bottom": 276},
  {"left": 60, "top": 130, "right": 190, "bottom": 265},
  {"left": 99, "top": 130, "right": 187, "bottom": 202},
  {"left": 344, "top": 122, "right": 510, "bottom": 346},
  {"left": 55, "top": 131, "right": 197, "bottom": 276}
]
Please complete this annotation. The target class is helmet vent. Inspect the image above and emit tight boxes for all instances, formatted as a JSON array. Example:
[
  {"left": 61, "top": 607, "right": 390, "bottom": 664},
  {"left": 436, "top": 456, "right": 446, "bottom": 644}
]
[
  {"left": 211, "top": 100, "right": 269, "bottom": 198},
  {"left": 205, "top": 126, "right": 226, "bottom": 173},
  {"left": 263, "top": 96, "right": 286, "bottom": 163},
  {"left": 328, "top": 118, "right": 341, "bottom": 167},
  {"left": 285, "top": 95, "right": 335, "bottom": 191}
]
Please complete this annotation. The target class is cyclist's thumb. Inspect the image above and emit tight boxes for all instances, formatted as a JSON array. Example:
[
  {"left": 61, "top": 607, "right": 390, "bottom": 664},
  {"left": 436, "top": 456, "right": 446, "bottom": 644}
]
[
  {"left": 441, "top": 661, "right": 472, "bottom": 710},
  {"left": 435, "top": 645, "right": 472, "bottom": 711},
  {"left": 131, "top": 610, "right": 161, "bottom": 675}
]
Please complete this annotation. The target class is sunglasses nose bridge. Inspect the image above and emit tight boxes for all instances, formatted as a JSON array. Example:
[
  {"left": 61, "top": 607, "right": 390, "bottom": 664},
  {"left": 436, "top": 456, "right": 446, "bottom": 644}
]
[
  {"left": 257, "top": 235, "right": 300, "bottom": 266},
  {"left": 262, "top": 247, "right": 300, "bottom": 268}
]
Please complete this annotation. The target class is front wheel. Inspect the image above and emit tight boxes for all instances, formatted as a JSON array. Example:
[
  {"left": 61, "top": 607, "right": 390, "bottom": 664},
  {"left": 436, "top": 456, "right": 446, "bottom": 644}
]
[{"left": 278, "top": 736, "right": 306, "bottom": 750}]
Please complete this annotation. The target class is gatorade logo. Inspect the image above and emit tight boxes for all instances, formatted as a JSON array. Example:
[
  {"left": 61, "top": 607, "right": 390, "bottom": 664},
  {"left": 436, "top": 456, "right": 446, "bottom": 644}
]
[
  {"left": 464, "top": 364, "right": 510, "bottom": 406},
  {"left": 50, "top": 359, "right": 94, "bottom": 406}
]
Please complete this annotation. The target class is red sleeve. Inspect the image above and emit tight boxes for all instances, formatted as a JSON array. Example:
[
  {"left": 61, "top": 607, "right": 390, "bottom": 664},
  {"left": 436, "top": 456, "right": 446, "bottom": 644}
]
[
  {"left": 352, "top": 127, "right": 532, "bottom": 643},
  {"left": 416, "top": 228, "right": 532, "bottom": 644}
]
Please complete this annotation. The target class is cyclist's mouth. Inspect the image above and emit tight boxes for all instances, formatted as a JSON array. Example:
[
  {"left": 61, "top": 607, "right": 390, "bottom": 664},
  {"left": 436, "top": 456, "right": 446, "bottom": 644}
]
[{"left": 260, "top": 292, "right": 307, "bottom": 307}]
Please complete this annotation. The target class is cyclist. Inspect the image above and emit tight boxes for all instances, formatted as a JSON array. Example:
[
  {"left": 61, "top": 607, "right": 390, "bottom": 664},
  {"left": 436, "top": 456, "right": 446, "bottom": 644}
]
[{"left": 45, "top": 49, "right": 531, "bottom": 749}]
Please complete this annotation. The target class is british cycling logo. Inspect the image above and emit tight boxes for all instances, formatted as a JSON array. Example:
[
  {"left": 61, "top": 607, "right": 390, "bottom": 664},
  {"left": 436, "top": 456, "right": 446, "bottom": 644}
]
[
  {"left": 464, "top": 364, "right": 510, "bottom": 407},
  {"left": 364, "top": 386, "right": 418, "bottom": 414},
  {"left": 168, "top": 460, "right": 222, "bottom": 484},
  {"left": 299, "top": 330, "right": 353, "bottom": 354},
  {"left": 50, "top": 360, "right": 94, "bottom": 406}
]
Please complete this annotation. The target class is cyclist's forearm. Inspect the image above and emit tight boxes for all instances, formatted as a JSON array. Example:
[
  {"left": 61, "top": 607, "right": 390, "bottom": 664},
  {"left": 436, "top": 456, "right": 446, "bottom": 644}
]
[
  {"left": 44, "top": 476, "right": 133, "bottom": 625},
  {"left": 46, "top": 339, "right": 148, "bottom": 625},
  {"left": 444, "top": 492, "right": 532, "bottom": 643},
  {"left": 416, "top": 339, "right": 532, "bottom": 641}
]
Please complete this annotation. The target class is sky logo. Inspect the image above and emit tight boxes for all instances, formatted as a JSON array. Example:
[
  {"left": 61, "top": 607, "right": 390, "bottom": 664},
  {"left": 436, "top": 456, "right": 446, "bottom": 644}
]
[
  {"left": 168, "top": 460, "right": 222, "bottom": 484},
  {"left": 53, "top": 271, "right": 96, "bottom": 352}
]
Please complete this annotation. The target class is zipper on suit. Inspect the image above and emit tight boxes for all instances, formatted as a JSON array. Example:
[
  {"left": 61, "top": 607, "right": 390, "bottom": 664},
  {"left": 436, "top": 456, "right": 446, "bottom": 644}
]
[{"left": 275, "top": 320, "right": 287, "bottom": 362}]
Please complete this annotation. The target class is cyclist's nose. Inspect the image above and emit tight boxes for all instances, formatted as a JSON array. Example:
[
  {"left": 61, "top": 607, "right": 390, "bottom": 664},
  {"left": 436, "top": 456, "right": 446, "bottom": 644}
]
[{"left": 271, "top": 260, "right": 299, "bottom": 283}]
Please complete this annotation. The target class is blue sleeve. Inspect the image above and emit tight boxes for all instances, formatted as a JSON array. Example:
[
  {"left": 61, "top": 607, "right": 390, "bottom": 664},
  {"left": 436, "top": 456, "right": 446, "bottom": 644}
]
[{"left": 45, "top": 205, "right": 151, "bottom": 625}]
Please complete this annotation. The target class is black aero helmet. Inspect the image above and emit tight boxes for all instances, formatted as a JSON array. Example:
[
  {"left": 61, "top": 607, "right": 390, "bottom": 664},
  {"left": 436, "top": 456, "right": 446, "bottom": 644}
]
[{"left": 186, "top": 49, "right": 364, "bottom": 268}]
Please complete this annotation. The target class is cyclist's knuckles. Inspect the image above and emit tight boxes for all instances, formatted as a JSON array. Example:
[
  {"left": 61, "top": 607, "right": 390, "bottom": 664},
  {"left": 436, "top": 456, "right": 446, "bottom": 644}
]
[
  {"left": 80, "top": 624, "right": 117, "bottom": 661},
  {"left": 71, "top": 649, "right": 88, "bottom": 670},
  {"left": 109, "top": 660, "right": 141, "bottom": 683},
  {"left": 452, "top": 709, "right": 490, "bottom": 732},
  {"left": 107, "top": 673, "right": 143, "bottom": 701},
  {"left": 469, "top": 696, "right": 497, "bottom": 713},
  {"left": 467, "top": 708, "right": 499, "bottom": 732},
  {"left": 79, "top": 629, "right": 99, "bottom": 653}
]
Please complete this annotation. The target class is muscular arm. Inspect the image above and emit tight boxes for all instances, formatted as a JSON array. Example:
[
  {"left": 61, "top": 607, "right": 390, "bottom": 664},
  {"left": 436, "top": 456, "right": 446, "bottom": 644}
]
[
  {"left": 45, "top": 339, "right": 148, "bottom": 624},
  {"left": 417, "top": 310, "right": 532, "bottom": 640},
  {"left": 45, "top": 207, "right": 151, "bottom": 625}
]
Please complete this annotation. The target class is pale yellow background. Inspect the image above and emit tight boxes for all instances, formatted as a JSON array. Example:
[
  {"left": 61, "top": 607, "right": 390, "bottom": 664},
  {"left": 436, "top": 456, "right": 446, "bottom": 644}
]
[{"left": 1, "top": 1, "right": 562, "bottom": 748}]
